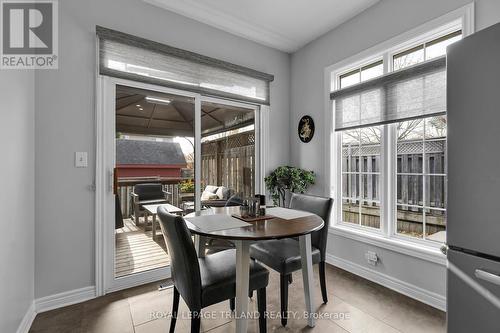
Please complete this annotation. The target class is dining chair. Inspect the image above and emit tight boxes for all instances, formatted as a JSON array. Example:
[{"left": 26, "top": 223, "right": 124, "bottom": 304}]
[
  {"left": 157, "top": 207, "right": 270, "bottom": 333},
  {"left": 249, "top": 193, "right": 333, "bottom": 327},
  {"left": 204, "top": 195, "right": 244, "bottom": 253}
]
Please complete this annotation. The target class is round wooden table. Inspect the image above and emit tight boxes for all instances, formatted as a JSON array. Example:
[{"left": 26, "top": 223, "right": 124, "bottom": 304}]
[{"left": 185, "top": 206, "right": 324, "bottom": 333}]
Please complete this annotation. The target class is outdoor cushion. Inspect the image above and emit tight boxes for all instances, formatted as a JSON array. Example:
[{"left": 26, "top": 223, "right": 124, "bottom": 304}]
[
  {"left": 138, "top": 198, "right": 168, "bottom": 205},
  {"left": 201, "top": 191, "right": 219, "bottom": 201},
  {"left": 215, "top": 186, "right": 229, "bottom": 199},
  {"left": 204, "top": 185, "right": 219, "bottom": 193}
]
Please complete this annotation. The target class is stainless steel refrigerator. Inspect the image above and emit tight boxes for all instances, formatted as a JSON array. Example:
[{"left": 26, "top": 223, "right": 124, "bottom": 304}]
[{"left": 447, "top": 22, "right": 500, "bottom": 332}]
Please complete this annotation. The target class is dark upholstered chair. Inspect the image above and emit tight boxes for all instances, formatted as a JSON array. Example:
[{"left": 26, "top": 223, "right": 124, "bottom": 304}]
[
  {"left": 249, "top": 193, "right": 333, "bottom": 327},
  {"left": 224, "top": 194, "right": 244, "bottom": 207},
  {"left": 131, "top": 183, "right": 169, "bottom": 225},
  {"left": 157, "top": 207, "right": 270, "bottom": 333},
  {"left": 204, "top": 194, "right": 244, "bottom": 254}
]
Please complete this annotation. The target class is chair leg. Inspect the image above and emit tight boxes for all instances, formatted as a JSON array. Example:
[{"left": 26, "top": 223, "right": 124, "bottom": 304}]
[
  {"left": 257, "top": 288, "right": 267, "bottom": 333},
  {"left": 169, "top": 286, "right": 180, "bottom": 333},
  {"left": 319, "top": 261, "right": 328, "bottom": 304},
  {"left": 229, "top": 298, "right": 235, "bottom": 312},
  {"left": 191, "top": 311, "right": 201, "bottom": 333},
  {"left": 280, "top": 274, "right": 290, "bottom": 327}
]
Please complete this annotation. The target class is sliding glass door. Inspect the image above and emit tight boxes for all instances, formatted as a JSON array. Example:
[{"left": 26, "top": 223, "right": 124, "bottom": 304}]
[
  {"left": 102, "top": 78, "right": 261, "bottom": 293},
  {"left": 113, "top": 84, "right": 197, "bottom": 280},
  {"left": 200, "top": 99, "right": 259, "bottom": 209}
]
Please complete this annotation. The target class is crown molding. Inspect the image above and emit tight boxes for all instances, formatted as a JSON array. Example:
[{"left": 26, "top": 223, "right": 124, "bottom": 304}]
[{"left": 143, "top": 0, "right": 300, "bottom": 52}]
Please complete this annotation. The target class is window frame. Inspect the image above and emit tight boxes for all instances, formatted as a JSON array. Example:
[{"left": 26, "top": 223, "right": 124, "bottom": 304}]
[
  {"left": 324, "top": 4, "right": 474, "bottom": 257},
  {"left": 338, "top": 126, "right": 386, "bottom": 234},
  {"left": 390, "top": 117, "right": 448, "bottom": 246}
]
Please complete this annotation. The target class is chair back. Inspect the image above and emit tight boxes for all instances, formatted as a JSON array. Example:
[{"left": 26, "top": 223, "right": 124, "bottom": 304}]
[
  {"left": 289, "top": 193, "right": 333, "bottom": 260},
  {"left": 225, "top": 194, "right": 243, "bottom": 207},
  {"left": 157, "top": 207, "right": 202, "bottom": 310},
  {"left": 133, "top": 183, "right": 164, "bottom": 201}
]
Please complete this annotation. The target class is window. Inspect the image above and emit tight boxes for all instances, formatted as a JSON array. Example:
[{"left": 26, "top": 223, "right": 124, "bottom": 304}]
[
  {"left": 329, "top": 19, "right": 467, "bottom": 248},
  {"left": 393, "top": 30, "right": 462, "bottom": 70},
  {"left": 339, "top": 60, "right": 383, "bottom": 88},
  {"left": 341, "top": 126, "right": 382, "bottom": 228},
  {"left": 396, "top": 116, "right": 447, "bottom": 242}
]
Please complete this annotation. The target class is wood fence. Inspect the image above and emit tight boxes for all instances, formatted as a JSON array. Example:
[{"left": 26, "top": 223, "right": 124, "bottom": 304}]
[
  {"left": 342, "top": 138, "right": 446, "bottom": 235},
  {"left": 201, "top": 131, "right": 255, "bottom": 199}
]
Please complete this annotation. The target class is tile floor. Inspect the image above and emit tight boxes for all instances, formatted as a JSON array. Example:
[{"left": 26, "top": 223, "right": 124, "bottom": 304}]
[{"left": 29, "top": 264, "right": 446, "bottom": 333}]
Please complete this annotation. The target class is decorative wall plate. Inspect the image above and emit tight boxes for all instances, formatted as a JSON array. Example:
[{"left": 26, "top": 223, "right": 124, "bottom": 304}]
[{"left": 298, "top": 115, "right": 315, "bottom": 143}]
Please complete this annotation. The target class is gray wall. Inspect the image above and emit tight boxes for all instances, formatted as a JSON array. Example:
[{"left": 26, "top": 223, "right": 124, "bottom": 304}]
[
  {"left": 290, "top": 0, "right": 500, "bottom": 304},
  {"left": 34, "top": 0, "right": 290, "bottom": 298},
  {"left": 0, "top": 71, "right": 35, "bottom": 332}
]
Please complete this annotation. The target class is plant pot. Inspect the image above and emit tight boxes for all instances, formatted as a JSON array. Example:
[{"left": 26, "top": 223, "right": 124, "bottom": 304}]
[{"left": 284, "top": 189, "right": 292, "bottom": 208}]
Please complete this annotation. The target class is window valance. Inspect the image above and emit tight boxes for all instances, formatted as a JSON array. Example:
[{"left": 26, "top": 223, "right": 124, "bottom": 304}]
[{"left": 96, "top": 26, "right": 274, "bottom": 105}]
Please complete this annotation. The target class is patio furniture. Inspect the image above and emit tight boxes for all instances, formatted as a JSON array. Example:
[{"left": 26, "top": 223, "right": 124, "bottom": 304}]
[
  {"left": 130, "top": 183, "right": 170, "bottom": 226},
  {"left": 249, "top": 193, "right": 333, "bottom": 327},
  {"left": 201, "top": 185, "right": 239, "bottom": 207},
  {"left": 142, "top": 203, "right": 183, "bottom": 240},
  {"left": 157, "top": 208, "right": 270, "bottom": 333}
]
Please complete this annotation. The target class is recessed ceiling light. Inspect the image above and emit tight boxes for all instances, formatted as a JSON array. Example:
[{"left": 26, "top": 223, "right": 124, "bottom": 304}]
[
  {"left": 139, "top": 108, "right": 144, "bottom": 111},
  {"left": 145, "top": 96, "right": 171, "bottom": 105},
  {"left": 136, "top": 104, "right": 141, "bottom": 107}
]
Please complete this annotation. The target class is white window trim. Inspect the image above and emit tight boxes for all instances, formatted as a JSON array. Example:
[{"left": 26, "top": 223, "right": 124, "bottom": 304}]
[
  {"left": 94, "top": 76, "right": 270, "bottom": 296},
  {"left": 323, "top": 3, "right": 474, "bottom": 263}
]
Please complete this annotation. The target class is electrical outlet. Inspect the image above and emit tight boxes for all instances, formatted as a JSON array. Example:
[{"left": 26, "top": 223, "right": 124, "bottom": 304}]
[{"left": 365, "top": 251, "right": 379, "bottom": 266}]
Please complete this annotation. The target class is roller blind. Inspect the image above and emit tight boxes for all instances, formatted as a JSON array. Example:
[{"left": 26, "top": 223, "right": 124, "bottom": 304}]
[
  {"left": 96, "top": 26, "right": 274, "bottom": 105},
  {"left": 331, "top": 56, "right": 446, "bottom": 131}
]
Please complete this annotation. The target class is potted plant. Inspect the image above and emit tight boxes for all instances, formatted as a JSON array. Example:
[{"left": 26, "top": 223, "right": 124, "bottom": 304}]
[
  {"left": 179, "top": 179, "right": 195, "bottom": 193},
  {"left": 264, "top": 166, "right": 315, "bottom": 207}
]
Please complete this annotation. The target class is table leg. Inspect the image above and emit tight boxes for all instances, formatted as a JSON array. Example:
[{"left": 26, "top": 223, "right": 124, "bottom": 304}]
[
  {"left": 194, "top": 235, "right": 206, "bottom": 258},
  {"left": 235, "top": 240, "right": 250, "bottom": 333},
  {"left": 299, "top": 234, "right": 316, "bottom": 327},
  {"left": 152, "top": 214, "right": 157, "bottom": 240}
]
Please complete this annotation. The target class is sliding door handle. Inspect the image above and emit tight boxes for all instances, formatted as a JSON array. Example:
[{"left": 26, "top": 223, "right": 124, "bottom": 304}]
[
  {"left": 108, "top": 169, "right": 114, "bottom": 193},
  {"left": 475, "top": 269, "right": 500, "bottom": 286}
]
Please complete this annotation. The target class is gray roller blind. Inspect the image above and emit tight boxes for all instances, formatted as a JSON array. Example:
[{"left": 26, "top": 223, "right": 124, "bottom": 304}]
[
  {"left": 96, "top": 26, "right": 274, "bottom": 105},
  {"left": 331, "top": 57, "right": 446, "bottom": 131}
]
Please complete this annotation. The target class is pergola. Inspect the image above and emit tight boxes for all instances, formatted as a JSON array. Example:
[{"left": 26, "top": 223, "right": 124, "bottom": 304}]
[{"left": 115, "top": 85, "right": 255, "bottom": 138}]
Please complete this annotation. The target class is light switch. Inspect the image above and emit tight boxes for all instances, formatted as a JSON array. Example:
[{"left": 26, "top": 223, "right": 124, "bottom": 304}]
[{"left": 75, "top": 152, "right": 88, "bottom": 168}]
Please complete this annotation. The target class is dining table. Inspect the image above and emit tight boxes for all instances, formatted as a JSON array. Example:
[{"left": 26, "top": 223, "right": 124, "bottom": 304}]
[{"left": 184, "top": 206, "right": 324, "bottom": 333}]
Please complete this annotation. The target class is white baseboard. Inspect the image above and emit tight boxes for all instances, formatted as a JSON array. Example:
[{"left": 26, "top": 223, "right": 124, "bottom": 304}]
[
  {"left": 35, "top": 286, "right": 96, "bottom": 314},
  {"left": 16, "top": 301, "right": 36, "bottom": 333},
  {"left": 326, "top": 253, "right": 446, "bottom": 311}
]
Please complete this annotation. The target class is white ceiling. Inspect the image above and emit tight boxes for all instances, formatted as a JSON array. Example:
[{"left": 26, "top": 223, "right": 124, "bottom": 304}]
[{"left": 144, "top": 0, "right": 380, "bottom": 53}]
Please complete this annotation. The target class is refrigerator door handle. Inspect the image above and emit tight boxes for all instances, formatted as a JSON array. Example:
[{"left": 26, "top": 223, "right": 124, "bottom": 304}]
[{"left": 475, "top": 269, "right": 500, "bottom": 286}]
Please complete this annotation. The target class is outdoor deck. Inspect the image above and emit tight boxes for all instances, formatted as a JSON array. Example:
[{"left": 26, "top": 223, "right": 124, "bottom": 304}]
[{"left": 115, "top": 219, "right": 170, "bottom": 278}]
